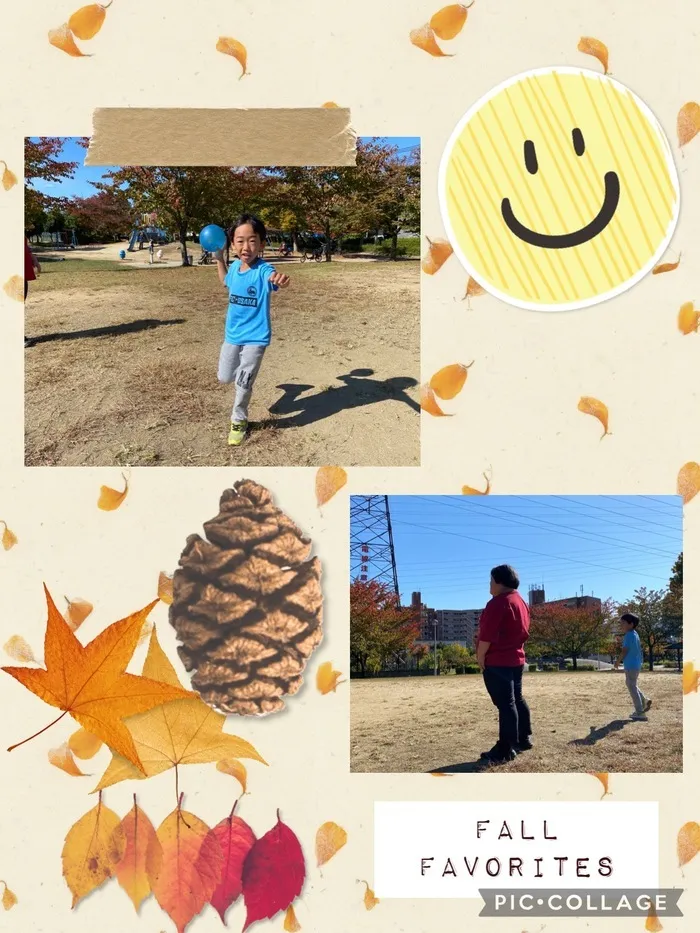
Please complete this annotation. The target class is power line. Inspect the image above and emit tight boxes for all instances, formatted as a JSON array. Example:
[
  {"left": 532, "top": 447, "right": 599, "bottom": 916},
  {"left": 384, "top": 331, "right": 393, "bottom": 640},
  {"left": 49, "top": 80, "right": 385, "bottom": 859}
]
[
  {"left": 514, "top": 496, "right": 681, "bottom": 542},
  {"left": 552, "top": 495, "right": 681, "bottom": 530}
]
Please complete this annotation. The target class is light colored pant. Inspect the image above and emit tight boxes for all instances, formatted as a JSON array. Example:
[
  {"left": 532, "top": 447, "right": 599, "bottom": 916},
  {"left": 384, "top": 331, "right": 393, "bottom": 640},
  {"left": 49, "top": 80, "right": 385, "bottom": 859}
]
[
  {"left": 625, "top": 668, "right": 648, "bottom": 714},
  {"left": 218, "top": 342, "right": 266, "bottom": 423}
]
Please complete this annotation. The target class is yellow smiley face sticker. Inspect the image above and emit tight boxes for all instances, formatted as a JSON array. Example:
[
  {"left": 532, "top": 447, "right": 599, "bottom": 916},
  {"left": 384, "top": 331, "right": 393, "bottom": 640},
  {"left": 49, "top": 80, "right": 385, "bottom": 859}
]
[{"left": 439, "top": 67, "right": 680, "bottom": 311}]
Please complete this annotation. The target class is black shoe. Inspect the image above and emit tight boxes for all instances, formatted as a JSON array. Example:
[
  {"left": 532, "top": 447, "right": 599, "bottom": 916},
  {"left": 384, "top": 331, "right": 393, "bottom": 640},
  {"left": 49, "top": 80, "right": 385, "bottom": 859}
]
[
  {"left": 480, "top": 744, "right": 517, "bottom": 763},
  {"left": 516, "top": 737, "right": 533, "bottom": 751}
]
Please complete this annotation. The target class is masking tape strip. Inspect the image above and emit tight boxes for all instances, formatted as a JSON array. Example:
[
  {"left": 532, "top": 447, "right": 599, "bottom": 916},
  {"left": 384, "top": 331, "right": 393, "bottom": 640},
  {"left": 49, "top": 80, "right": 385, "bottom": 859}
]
[{"left": 85, "top": 107, "right": 356, "bottom": 166}]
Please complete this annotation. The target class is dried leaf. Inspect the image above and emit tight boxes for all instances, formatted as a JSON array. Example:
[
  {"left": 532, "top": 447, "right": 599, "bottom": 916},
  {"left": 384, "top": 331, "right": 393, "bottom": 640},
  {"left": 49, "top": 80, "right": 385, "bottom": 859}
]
[
  {"left": 1, "top": 521, "right": 18, "bottom": 550},
  {"left": 577, "top": 36, "right": 609, "bottom": 74},
  {"left": 430, "top": 2, "right": 473, "bottom": 40},
  {"left": 420, "top": 383, "right": 449, "bottom": 417},
  {"left": 64, "top": 596, "right": 94, "bottom": 631},
  {"left": 217, "top": 758, "right": 248, "bottom": 792},
  {"left": 316, "top": 821, "right": 347, "bottom": 867},
  {"left": 316, "top": 466, "right": 348, "bottom": 506},
  {"left": 464, "top": 276, "right": 485, "bottom": 298},
  {"left": 2, "top": 587, "right": 192, "bottom": 771},
  {"left": 678, "top": 301, "right": 700, "bottom": 335},
  {"left": 217, "top": 37, "right": 249, "bottom": 77},
  {"left": 98, "top": 473, "right": 128, "bottom": 510},
  {"left": 652, "top": 255, "right": 681, "bottom": 275},
  {"left": 1, "top": 883, "right": 17, "bottom": 911},
  {"left": 62, "top": 794, "right": 126, "bottom": 906},
  {"left": 114, "top": 799, "right": 162, "bottom": 911},
  {"left": 149, "top": 800, "right": 223, "bottom": 933},
  {"left": 69, "top": 726, "right": 102, "bottom": 759},
  {"left": 429, "top": 361, "right": 472, "bottom": 400},
  {"left": 677, "top": 102, "right": 700, "bottom": 148},
  {"left": 360, "top": 880, "right": 379, "bottom": 910},
  {"left": 3, "top": 275, "right": 24, "bottom": 302},
  {"left": 462, "top": 471, "right": 491, "bottom": 496},
  {"left": 0, "top": 162, "right": 18, "bottom": 191},
  {"left": 677, "top": 462, "right": 700, "bottom": 505},
  {"left": 677, "top": 821, "right": 700, "bottom": 867},
  {"left": 429, "top": 771, "right": 454, "bottom": 776},
  {"left": 578, "top": 396, "right": 611, "bottom": 439},
  {"left": 646, "top": 904, "right": 663, "bottom": 932},
  {"left": 683, "top": 661, "right": 700, "bottom": 695},
  {"left": 421, "top": 236, "right": 453, "bottom": 274},
  {"left": 242, "top": 812, "right": 305, "bottom": 931},
  {"left": 137, "top": 618, "right": 154, "bottom": 646},
  {"left": 322, "top": 102, "right": 339, "bottom": 108},
  {"left": 209, "top": 808, "right": 257, "bottom": 922},
  {"left": 170, "top": 479, "right": 323, "bottom": 716},
  {"left": 284, "top": 904, "right": 302, "bottom": 931},
  {"left": 49, "top": 742, "right": 88, "bottom": 777},
  {"left": 3, "top": 635, "right": 35, "bottom": 663},
  {"left": 590, "top": 772, "right": 610, "bottom": 799},
  {"left": 49, "top": 23, "right": 90, "bottom": 57},
  {"left": 68, "top": 3, "right": 111, "bottom": 41},
  {"left": 410, "top": 24, "right": 452, "bottom": 57},
  {"left": 157, "top": 571, "right": 173, "bottom": 605},
  {"left": 316, "top": 660, "right": 344, "bottom": 695}
]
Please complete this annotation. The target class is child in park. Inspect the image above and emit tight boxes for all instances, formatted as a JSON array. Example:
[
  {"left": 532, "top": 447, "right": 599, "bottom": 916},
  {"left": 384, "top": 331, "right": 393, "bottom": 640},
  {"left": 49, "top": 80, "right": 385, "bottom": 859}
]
[
  {"left": 614, "top": 612, "right": 652, "bottom": 720},
  {"left": 214, "top": 214, "right": 290, "bottom": 446}
]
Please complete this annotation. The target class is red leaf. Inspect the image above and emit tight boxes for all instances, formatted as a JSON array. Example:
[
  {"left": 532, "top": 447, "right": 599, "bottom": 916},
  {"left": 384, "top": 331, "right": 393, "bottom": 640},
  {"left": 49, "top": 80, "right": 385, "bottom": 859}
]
[
  {"left": 210, "top": 810, "right": 257, "bottom": 922},
  {"left": 241, "top": 811, "right": 305, "bottom": 931}
]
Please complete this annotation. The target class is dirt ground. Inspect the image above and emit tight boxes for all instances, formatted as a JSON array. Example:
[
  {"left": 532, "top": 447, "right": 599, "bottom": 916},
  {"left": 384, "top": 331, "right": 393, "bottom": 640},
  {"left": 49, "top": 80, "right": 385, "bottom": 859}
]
[
  {"left": 24, "top": 250, "right": 419, "bottom": 467},
  {"left": 350, "top": 671, "right": 682, "bottom": 773}
]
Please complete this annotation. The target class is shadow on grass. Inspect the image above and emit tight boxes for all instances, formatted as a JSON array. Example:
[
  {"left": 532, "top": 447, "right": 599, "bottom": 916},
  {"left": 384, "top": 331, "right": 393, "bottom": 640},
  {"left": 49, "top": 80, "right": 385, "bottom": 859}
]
[
  {"left": 427, "top": 759, "right": 494, "bottom": 774},
  {"left": 568, "top": 719, "right": 632, "bottom": 746},
  {"left": 25, "top": 317, "right": 186, "bottom": 345}
]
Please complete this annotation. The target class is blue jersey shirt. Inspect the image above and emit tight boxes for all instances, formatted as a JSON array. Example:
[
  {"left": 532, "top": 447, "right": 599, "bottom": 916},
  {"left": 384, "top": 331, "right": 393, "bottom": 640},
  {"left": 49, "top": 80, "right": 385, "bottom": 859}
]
[
  {"left": 224, "top": 258, "right": 276, "bottom": 346},
  {"left": 622, "top": 629, "right": 643, "bottom": 670}
]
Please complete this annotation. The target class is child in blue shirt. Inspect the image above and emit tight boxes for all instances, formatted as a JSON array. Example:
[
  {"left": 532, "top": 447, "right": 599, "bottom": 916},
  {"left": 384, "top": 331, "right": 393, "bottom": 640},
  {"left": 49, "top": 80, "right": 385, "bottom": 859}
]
[
  {"left": 214, "top": 214, "right": 289, "bottom": 446},
  {"left": 614, "top": 612, "right": 651, "bottom": 721}
]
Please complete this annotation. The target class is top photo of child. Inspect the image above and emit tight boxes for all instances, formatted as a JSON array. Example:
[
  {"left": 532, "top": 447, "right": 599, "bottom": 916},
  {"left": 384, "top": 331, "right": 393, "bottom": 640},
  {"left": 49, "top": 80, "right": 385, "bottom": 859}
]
[{"left": 23, "top": 136, "right": 420, "bottom": 468}]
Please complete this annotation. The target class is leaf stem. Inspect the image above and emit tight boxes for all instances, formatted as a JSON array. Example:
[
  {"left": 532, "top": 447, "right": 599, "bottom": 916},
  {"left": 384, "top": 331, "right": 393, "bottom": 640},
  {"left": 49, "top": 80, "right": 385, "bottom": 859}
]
[{"left": 7, "top": 709, "right": 68, "bottom": 752}]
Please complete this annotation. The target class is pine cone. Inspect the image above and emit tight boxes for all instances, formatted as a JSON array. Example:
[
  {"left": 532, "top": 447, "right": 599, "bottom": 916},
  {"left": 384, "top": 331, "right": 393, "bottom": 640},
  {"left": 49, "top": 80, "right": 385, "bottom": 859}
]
[{"left": 169, "top": 479, "right": 323, "bottom": 715}]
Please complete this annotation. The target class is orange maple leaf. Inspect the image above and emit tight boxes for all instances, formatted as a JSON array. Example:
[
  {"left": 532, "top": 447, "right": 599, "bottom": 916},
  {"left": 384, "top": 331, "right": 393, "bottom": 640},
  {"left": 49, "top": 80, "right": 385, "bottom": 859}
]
[{"left": 2, "top": 586, "right": 193, "bottom": 772}]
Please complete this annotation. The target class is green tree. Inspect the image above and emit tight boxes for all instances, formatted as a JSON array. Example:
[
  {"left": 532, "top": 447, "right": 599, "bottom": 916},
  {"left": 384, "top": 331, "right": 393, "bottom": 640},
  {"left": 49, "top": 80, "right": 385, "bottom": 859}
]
[
  {"left": 663, "top": 552, "right": 683, "bottom": 641},
  {"left": 24, "top": 137, "right": 85, "bottom": 234},
  {"left": 618, "top": 587, "right": 670, "bottom": 671}
]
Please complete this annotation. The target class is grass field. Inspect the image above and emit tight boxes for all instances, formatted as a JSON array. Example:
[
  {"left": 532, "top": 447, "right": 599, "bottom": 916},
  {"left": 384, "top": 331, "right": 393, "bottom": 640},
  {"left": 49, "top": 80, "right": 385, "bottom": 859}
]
[
  {"left": 350, "top": 671, "right": 682, "bottom": 773},
  {"left": 25, "top": 256, "right": 419, "bottom": 467}
]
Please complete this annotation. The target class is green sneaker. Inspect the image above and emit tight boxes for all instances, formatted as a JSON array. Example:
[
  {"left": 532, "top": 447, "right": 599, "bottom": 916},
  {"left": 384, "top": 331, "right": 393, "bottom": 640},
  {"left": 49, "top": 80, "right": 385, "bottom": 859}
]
[{"left": 227, "top": 421, "right": 248, "bottom": 446}]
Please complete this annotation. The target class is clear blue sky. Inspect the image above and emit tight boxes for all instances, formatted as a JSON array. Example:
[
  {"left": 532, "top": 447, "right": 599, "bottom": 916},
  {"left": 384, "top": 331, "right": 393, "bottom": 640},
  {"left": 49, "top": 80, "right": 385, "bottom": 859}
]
[
  {"left": 28, "top": 136, "right": 421, "bottom": 199},
  {"left": 388, "top": 496, "right": 682, "bottom": 610}
]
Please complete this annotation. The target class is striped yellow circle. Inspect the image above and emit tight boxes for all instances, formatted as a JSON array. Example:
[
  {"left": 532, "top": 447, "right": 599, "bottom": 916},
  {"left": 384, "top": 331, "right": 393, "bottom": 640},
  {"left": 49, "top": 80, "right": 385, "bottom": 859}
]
[{"left": 439, "top": 68, "right": 680, "bottom": 311}]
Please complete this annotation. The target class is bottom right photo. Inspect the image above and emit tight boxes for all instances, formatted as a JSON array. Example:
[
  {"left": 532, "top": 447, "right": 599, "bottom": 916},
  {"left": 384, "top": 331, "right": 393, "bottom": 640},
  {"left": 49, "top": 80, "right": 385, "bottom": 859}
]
[{"left": 349, "top": 494, "right": 683, "bottom": 773}]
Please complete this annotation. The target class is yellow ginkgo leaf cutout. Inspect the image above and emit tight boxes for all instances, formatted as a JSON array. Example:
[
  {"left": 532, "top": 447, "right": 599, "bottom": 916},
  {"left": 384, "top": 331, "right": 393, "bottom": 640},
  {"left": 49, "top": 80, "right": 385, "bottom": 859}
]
[
  {"left": 421, "top": 236, "right": 453, "bottom": 274},
  {"left": 216, "top": 37, "right": 249, "bottom": 78},
  {"left": 578, "top": 396, "right": 611, "bottom": 439},
  {"left": 430, "top": 2, "right": 474, "bottom": 40},
  {"left": 463, "top": 276, "right": 485, "bottom": 301},
  {"left": 68, "top": 3, "right": 112, "bottom": 41},
  {"left": 677, "top": 822, "right": 700, "bottom": 867},
  {"left": 69, "top": 727, "right": 102, "bottom": 760},
  {"left": 430, "top": 362, "right": 472, "bottom": 400},
  {"left": 322, "top": 102, "right": 339, "bottom": 108},
  {"left": 589, "top": 772, "right": 610, "bottom": 799},
  {"left": 683, "top": 662, "right": 700, "bottom": 695},
  {"left": 317, "top": 661, "right": 344, "bottom": 695},
  {"left": 316, "top": 466, "right": 347, "bottom": 506},
  {"left": 677, "top": 102, "right": 700, "bottom": 148},
  {"left": 678, "top": 302, "right": 700, "bottom": 335},
  {"left": 49, "top": 742, "right": 88, "bottom": 777},
  {"left": 1, "top": 882, "right": 17, "bottom": 911},
  {"left": 3, "top": 276, "right": 24, "bottom": 302},
  {"left": 157, "top": 571, "right": 174, "bottom": 605},
  {"left": 49, "top": 24, "right": 91, "bottom": 57},
  {"left": 646, "top": 904, "right": 663, "bottom": 932},
  {"left": 97, "top": 473, "right": 128, "bottom": 510},
  {"left": 577, "top": 36, "right": 609, "bottom": 74},
  {"left": 653, "top": 255, "right": 681, "bottom": 275},
  {"left": 359, "top": 880, "right": 379, "bottom": 910},
  {"left": 410, "top": 24, "right": 452, "bottom": 57},
  {"left": 420, "top": 384, "right": 449, "bottom": 417},
  {"left": 1, "top": 520, "right": 18, "bottom": 550},
  {"left": 462, "top": 471, "right": 491, "bottom": 496},
  {"left": 284, "top": 905, "right": 301, "bottom": 932},
  {"left": 216, "top": 758, "right": 247, "bottom": 792},
  {"left": 3, "top": 635, "right": 36, "bottom": 663},
  {"left": 0, "top": 161, "right": 17, "bottom": 191},
  {"left": 677, "top": 462, "right": 700, "bottom": 504},
  {"left": 64, "top": 596, "right": 94, "bottom": 632},
  {"left": 316, "top": 821, "right": 347, "bottom": 867}
]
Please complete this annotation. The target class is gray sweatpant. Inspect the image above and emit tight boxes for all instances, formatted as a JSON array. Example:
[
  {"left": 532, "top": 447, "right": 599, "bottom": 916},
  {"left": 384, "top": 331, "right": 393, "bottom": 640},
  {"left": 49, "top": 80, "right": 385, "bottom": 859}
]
[
  {"left": 218, "top": 342, "right": 266, "bottom": 423},
  {"left": 625, "top": 668, "right": 648, "bottom": 714}
]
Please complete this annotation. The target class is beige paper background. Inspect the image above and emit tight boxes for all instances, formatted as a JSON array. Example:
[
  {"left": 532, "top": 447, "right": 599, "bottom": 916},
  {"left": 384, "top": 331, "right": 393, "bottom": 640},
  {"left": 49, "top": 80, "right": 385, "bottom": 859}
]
[{"left": 1, "top": 1, "right": 699, "bottom": 932}]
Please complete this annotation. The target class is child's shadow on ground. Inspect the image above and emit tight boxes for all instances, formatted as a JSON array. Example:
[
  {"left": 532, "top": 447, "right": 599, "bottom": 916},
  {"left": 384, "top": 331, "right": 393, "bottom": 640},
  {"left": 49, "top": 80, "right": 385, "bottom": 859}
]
[
  {"left": 267, "top": 368, "right": 419, "bottom": 428},
  {"left": 569, "top": 720, "right": 631, "bottom": 746}
]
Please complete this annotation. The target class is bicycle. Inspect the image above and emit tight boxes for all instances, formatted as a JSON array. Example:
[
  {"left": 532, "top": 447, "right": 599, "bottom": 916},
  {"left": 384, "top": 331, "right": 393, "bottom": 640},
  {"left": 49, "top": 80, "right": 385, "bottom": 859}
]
[
  {"left": 198, "top": 249, "right": 214, "bottom": 265},
  {"left": 300, "top": 246, "right": 324, "bottom": 263}
]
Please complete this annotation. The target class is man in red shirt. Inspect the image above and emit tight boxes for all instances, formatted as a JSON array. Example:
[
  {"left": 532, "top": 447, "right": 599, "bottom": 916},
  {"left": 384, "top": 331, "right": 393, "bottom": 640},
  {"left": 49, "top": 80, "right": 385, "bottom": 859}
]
[{"left": 476, "top": 564, "right": 532, "bottom": 764}]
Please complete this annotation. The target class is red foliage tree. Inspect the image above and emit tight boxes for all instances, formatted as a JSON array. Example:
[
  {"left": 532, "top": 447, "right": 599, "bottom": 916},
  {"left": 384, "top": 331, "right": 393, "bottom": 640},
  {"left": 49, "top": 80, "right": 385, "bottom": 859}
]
[{"left": 350, "top": 579, "right": 419, "bottom": 676}]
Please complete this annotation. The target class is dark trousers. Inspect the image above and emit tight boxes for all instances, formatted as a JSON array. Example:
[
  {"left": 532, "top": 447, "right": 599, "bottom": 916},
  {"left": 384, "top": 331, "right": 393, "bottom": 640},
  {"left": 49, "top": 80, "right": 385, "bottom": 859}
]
[{"left": 483, "top": 665, "right": 531, "bottom": 753}]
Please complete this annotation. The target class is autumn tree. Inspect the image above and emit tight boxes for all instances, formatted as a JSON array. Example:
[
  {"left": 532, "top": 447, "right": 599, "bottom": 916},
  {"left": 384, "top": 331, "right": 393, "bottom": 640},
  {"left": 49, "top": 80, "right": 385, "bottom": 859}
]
[
  {"left": 24, "top": 137, "right": 81, "bottom": 233},
  {"left": 67, "top": 189, "right": 133, "bottom": 243},
  {"left": 350, "top": 579, "right": 419, "bottom": 675},
  {"left": 529, "top": 601, "right": 612, "bottom": 669},
  {"left": 617, "top": 587, "right": 671, "bottom": 671},
  {"left": 663, "top": 553, "right": 683, "bottom": 640}
]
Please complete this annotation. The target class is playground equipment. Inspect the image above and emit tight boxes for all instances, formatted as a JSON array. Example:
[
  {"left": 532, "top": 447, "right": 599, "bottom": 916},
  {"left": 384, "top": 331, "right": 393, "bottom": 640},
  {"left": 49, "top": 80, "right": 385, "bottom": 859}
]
[
  {"left": 127, "top": 213, "right": 169, "bottom": 252},
  {"left": 199, "top": 224, "right": 227, "bottom": 253},
  {"left": 119, "top": 249, "right": 126, "bottom": 260}
]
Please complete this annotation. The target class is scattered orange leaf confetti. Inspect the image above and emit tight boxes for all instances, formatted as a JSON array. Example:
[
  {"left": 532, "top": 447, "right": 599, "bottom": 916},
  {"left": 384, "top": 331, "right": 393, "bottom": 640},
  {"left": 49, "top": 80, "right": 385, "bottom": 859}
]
[
  {"left": 590, "top": 772, "right": 610, "bottom": 799},
  {"left": 216, "top": 758, "right": 248, "bottom": 792},
  {"left": 652, "top": 255, "right": 681, "bottom": 275},
  {"left": 464, "top": 276, "right": 485, "bottom": 299},
  {"left": 316, "top": 821, "right": 347, "bottom": 867},
  {"left": 69, "top": 727, "right": 102, "bottom": 760},
  {"left": 1, "top": 521, "right": 18, "bottom": 550},
  {"left": 420, "top": 383, "right": 449, "bottom": 417},
  {"left": 421, "top": 236, "right": 453, "bottom": 274},
  {"left": 49, "top": 23, "right": 90, "bottom": 57},
  {"left": 677, "top": 462, "right": 700, "bottom": 504},
  {"left": 429, "top": 362, "right": 472, "bottom": 400},
  {"left": 678, "top": 301, "right": 700, "bottom": 335},
  {"left": 98, "top": 473, "right": 128, "bottom": 510},
  {"left": 68, "top": 2, "right": 112, "bottom": 41},
  {"left": 322, "top": 102, "right": 339, "bottom": 108},
  {"left": 3, "top": 275, "right": 23, "bottom": 302},
  {"left": 49, "top": 741, "right": 88, "bottom": 777},
  {"left": 316, "top": 466, "right": 347, "bottom": 506},
  {"left": 462, "top": 471, "right": 491, "bottom": 495},
  {"left": 316, "top": 660, "right": 344, "bottom": 695},
  {"left": 62, "top": 793, "right": 126, "bottom": 906},
  {"left": 3, "top": 635, "right": 36, "bottom": 663},
  {"left": 683, "top": 661, "right": 700, "bottom": 695},
  {"left": 0, "top": 161, "right": 17, "bottom": 191},
  {"left": 360, "top": 880, "right": 379, "bottom": 910},
  {"left": 64, "top": 596, "right": 93, "bottom": 632},
  {"left": 677, "top": 821, "right": 700, "bottom": 867},
  {"left": 114, "top": 798, "right": 162, "bottom": 911},
  {"left": 677, "top": 102, "right": 700, "bottom": 148},
  {"left": 157, "top": 571, "right": 174, "bottom": 605},
  {"left": 429, "top": 771, "right": 454, "bottom": 776},
  {"left": 646, "top": 904, "right": 663, "bottom": 932},
  {"left": 410, "top": 24, "right": 453, "bottom": 57},
  {"left": 284, "top": 904, "right": 302, "bottom": 932},
  {"left": 578, "top": 396, "right": 611, "bottom": 439},
  {"left": 430, "top": 2, "right": 473, "bottom": 40},
  {"left": 577, "top": 36, "right": 609, "bottom": 74},
  {"left": 0, "top": 882, "right": 17, "bottom": 911},
  {"left": 216, "top": 37, "right": 249, "bottom": 78}
]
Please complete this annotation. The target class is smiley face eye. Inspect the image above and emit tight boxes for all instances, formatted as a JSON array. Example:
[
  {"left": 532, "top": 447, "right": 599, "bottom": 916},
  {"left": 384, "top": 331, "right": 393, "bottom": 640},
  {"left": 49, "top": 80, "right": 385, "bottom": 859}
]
[
  {"left": 572, "top": 127, "right": 585, "bottom": 156},
  {"left": 524, "top": 139, "right": 538, "bottom": 174}
]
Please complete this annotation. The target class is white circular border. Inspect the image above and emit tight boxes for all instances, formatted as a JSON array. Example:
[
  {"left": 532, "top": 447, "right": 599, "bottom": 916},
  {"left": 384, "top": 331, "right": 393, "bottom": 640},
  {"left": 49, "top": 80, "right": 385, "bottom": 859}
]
[{"left": 437, "top": 66, "right": 681, "bottom": 313}]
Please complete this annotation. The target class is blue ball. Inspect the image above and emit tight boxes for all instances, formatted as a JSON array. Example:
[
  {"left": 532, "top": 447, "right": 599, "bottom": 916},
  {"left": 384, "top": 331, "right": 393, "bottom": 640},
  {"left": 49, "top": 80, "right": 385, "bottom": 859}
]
[
  {"left": 119, "top": 249, "right": 126, "bottom": 260},
  {"left": 199, "top": 224, "right": 227, "bottom": 253}
]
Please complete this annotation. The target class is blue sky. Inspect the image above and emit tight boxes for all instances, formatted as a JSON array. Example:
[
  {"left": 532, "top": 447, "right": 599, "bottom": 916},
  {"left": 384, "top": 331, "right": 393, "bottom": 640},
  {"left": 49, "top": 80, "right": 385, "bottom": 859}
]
[
  {"left": 28, "top": 135, "right": 421, "bottom": 200},
  {"left": 385, "top": 496, "right": 682, "bottom": 610}
]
